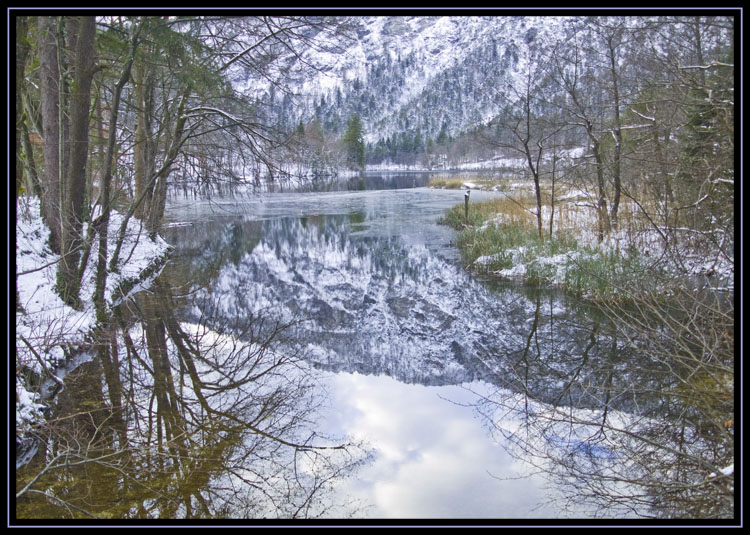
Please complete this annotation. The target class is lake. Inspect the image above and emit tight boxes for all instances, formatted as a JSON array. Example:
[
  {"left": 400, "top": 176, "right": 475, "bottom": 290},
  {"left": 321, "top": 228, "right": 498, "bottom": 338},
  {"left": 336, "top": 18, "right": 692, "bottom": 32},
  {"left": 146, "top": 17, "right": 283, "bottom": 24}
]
[{"left": 17, "top": 172, "right": 727, "bottom": 521}]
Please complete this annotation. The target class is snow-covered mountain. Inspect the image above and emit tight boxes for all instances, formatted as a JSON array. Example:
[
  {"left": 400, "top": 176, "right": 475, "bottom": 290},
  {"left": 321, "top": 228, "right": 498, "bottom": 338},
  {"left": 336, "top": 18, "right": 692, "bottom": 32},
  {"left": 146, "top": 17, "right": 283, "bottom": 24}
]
[{"left": 235, "top": 16, "right": 565, "bottom": 144}]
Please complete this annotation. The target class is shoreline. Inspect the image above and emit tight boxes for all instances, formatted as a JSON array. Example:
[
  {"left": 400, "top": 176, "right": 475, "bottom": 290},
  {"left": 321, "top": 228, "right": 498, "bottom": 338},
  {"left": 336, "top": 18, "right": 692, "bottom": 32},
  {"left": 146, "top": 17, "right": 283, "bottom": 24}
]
[{"left": 15, "top": 197, "right": 173, "bottom": 450}]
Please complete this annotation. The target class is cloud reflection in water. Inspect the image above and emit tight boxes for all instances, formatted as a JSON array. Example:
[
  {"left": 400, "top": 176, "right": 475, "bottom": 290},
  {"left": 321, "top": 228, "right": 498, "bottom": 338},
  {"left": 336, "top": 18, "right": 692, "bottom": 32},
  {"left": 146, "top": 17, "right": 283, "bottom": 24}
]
[{"left": 319, "top": 372, "right": 559, "bottom": 519}]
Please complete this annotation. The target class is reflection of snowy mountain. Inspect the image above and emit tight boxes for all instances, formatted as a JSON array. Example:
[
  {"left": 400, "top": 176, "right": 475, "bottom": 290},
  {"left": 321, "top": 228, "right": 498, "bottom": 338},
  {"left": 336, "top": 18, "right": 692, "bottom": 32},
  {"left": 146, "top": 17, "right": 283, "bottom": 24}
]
[
  {"left": 176, "top": 215, "right": 669, "bottom": 414},
  {"left": 193, "top": 216, "right": 483, "bottom": 385}
]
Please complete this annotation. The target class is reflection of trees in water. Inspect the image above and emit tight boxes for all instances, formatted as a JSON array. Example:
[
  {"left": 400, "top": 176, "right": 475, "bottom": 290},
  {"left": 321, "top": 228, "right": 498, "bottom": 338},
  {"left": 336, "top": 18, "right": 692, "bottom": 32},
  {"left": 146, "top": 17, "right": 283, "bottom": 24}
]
[
  {"left": 50, "top": 211, "right": 729, "bottom": 520},
  {"left": 464, "top": 290, "right": 734, "bottom": 519},
  {"left": 16, "top": 280, "right": 368, "bottom": 520},
  {"left": 175, "top": 215, "right": 717, "bottom": 422}
]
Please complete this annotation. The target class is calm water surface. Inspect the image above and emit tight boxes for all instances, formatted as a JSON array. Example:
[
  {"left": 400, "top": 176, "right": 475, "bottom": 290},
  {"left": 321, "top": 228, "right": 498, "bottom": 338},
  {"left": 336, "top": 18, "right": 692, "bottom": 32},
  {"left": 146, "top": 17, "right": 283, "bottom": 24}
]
[
  {"left": 155, "top": 176, "right": 647, "bottom": 519},
  {"left": 19, "top": 173, "right": 679, "bottom": 520}
]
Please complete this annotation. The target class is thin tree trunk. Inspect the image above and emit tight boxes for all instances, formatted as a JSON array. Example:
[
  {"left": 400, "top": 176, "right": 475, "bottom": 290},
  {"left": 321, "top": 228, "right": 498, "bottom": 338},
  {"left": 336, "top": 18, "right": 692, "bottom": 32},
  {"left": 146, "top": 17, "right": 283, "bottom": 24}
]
[
  {"left": 16, "top": 17, "right": 32, "bottom": 200},
  {"left": 94, "top": 40, "right": 137, "bottom": 321},
  {"left": 592, "top": 139, "right": 610, "bottom": 242},
  {"left": 549, "top": 153, "right": 557, "bottom": 238},
  {"left": 146, "top": 89, "right": 190, "bottom": 237},
  {"left": 566, "top": 79, "right": 611, "bottom": 242},
  {"left": 608, "top": 37, "right": 622, "bottom": 231},
  {"left": 133, "top": 59, "right": 149, "bottom": 219},
  {"left": 522, "top": 83, "right": 544, "bottom": 241},
  {"left": 110, "top": 88, "right": 189, "bottom": 271},
  {"left": 21, "top": 84, "right": 44, "bottom": 198},
  {"left": 524, "top": 158, "right": 544, "bottom": 241}
]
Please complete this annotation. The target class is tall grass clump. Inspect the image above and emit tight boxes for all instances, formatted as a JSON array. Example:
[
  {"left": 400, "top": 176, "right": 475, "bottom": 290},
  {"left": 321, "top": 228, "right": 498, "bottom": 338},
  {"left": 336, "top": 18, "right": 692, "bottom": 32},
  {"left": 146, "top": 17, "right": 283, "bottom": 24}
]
[
  {"left": 429, "top": 177, "right": 464, "bottom": 189},
  {"left": 458, "top": 223, "right": 541, "bottom": 270},
  {"left": 429, "top": 176, "right": 513, "bottom": 191},
  {"left": 438, "top": 197, "right": 537, "bottom": 229},
  {"left": 440, "top": 197, "right": 664, "bottom": 303},
  {"left": 562, "top": 248, "right": 648, "bottom": 301}
]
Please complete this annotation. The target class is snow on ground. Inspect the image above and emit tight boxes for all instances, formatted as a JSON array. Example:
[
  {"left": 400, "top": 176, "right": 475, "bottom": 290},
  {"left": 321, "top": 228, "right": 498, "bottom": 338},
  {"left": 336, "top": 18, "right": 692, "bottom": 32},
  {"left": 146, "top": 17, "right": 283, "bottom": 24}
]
[
  {"left": 471, "top": 195, "right": 734, "bottom": 294},
  {"left": 15, "top": 197, "right": 172, "bottom": 433}
]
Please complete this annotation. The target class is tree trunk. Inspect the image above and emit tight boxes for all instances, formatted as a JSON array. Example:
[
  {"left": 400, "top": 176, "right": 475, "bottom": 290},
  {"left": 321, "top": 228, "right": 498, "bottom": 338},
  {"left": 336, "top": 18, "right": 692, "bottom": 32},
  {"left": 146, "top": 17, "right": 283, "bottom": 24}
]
[
  {"left": 37, "top": 16, "right": 63, "bottom": 254},
  {"left": 549, "top": 153, "right": 557, "bottom": 238},
  {"left": 94, "top": 46, "right": 136, "bottom": 321},
  {"left": 16, "top": 17, "right": 32, "bottom": 200},
  {"left": 523, "top": 151, "right": 544, "bottom": 241},
  {"left": 133, "top": 59, "right": 151, "bottom": 219},
  {"left": 146, "top": 89, "right": 190, "bottom": 237},
  {"left": 59, "top": 16, "right": 96, "bottom": 307},
  {"left": 607, "top": 36, "right": 622, "bottom": 231},
  {"left": 592, "top": 139, "right": 611, "bottom": 242}
]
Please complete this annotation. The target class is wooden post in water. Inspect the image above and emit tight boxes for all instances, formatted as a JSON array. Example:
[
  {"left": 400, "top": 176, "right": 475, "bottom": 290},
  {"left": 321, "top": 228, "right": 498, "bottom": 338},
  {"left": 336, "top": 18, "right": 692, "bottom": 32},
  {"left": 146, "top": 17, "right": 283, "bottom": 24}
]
[{"left": 464, "top": 189, "right": 470, "bottom": 223}]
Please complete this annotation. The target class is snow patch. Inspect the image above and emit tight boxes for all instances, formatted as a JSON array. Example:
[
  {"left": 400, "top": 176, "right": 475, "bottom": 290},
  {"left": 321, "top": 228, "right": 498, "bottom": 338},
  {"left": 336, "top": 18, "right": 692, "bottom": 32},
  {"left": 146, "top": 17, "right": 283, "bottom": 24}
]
[{"left": 15, "top": 197, "right": 172, "bottom": 433}]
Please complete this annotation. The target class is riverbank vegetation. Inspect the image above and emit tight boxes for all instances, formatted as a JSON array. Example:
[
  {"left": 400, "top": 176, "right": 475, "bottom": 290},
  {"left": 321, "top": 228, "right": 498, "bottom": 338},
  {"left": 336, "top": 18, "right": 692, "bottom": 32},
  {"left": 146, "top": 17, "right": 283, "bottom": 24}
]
[
  {"left": 436, "top": 16, "right": 735, "bottom": 516},
  {"left": 428, "top": 175, "right": 511, "bottom": 191},
  {"left": 439, "top": 191, "right": 690, "bottom": 303},
  {"left": 436, "top": 13, "right": 734, "bottom": 305},
  {"left": 438, "top": 180, "right": 735, "bottom": 519}
]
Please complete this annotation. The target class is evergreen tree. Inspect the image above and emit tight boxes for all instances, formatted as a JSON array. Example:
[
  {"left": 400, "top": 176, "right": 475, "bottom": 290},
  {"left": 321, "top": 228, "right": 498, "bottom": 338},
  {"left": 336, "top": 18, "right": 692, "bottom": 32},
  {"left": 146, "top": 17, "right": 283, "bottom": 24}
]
[
  {"left": 413, "top": 130, "right": 424, "bottom": 154},
  {"left": 343, "top": 114, "right": 366, "bottom": 170},
  {"left": 436, "top": 121, "right": 449, "bottom": 146}
]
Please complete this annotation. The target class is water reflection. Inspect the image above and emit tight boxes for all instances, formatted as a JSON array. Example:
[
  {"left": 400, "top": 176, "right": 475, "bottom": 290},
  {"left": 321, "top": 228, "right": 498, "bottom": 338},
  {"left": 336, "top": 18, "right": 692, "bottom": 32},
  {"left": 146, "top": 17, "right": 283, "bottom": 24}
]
[
  {"left": 317, "top": 374, "right": 559, "bottom": 519},
  {"left": 461, "top": 362, "right": 733, "bottom": 519},
  {"left": 16, "top": 280, "right": 368, "bottom": 519},
  {"left": 159, "top": 190, "right": 733, "bottom": 519},
  {"left": 170, "top": 214, "right": 672, "bottom": 416},
  {"left": 18, "top": 184, "right": 732, "bottom": 520}
]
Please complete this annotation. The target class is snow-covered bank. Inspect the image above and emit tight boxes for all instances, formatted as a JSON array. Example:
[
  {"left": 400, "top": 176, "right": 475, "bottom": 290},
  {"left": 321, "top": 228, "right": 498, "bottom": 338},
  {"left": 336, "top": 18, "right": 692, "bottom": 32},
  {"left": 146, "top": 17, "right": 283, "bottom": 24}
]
[
  {"left": 484, "top": 201, "right": 733, "bottom": 284},
  {"left": 15, "top": 197, "right": 172, "bottom": 435},
  {"left": 441, "top": 187, "right": 734, "bottom": 302}
]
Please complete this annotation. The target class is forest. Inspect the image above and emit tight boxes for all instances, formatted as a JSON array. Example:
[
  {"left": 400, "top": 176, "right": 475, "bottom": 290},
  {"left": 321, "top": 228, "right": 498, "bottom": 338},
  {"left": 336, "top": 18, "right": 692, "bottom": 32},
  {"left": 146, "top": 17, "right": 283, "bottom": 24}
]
[{"left": 14, "top": 12, "right": 735, "bottom": 522}]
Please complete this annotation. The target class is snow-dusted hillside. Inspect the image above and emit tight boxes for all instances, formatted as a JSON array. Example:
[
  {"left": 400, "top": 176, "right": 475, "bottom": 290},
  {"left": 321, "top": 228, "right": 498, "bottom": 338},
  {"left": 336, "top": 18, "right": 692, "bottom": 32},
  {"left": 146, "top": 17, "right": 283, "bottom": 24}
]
[{"left": 236, "top": 16, "right": 566, "bottom": 143}]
